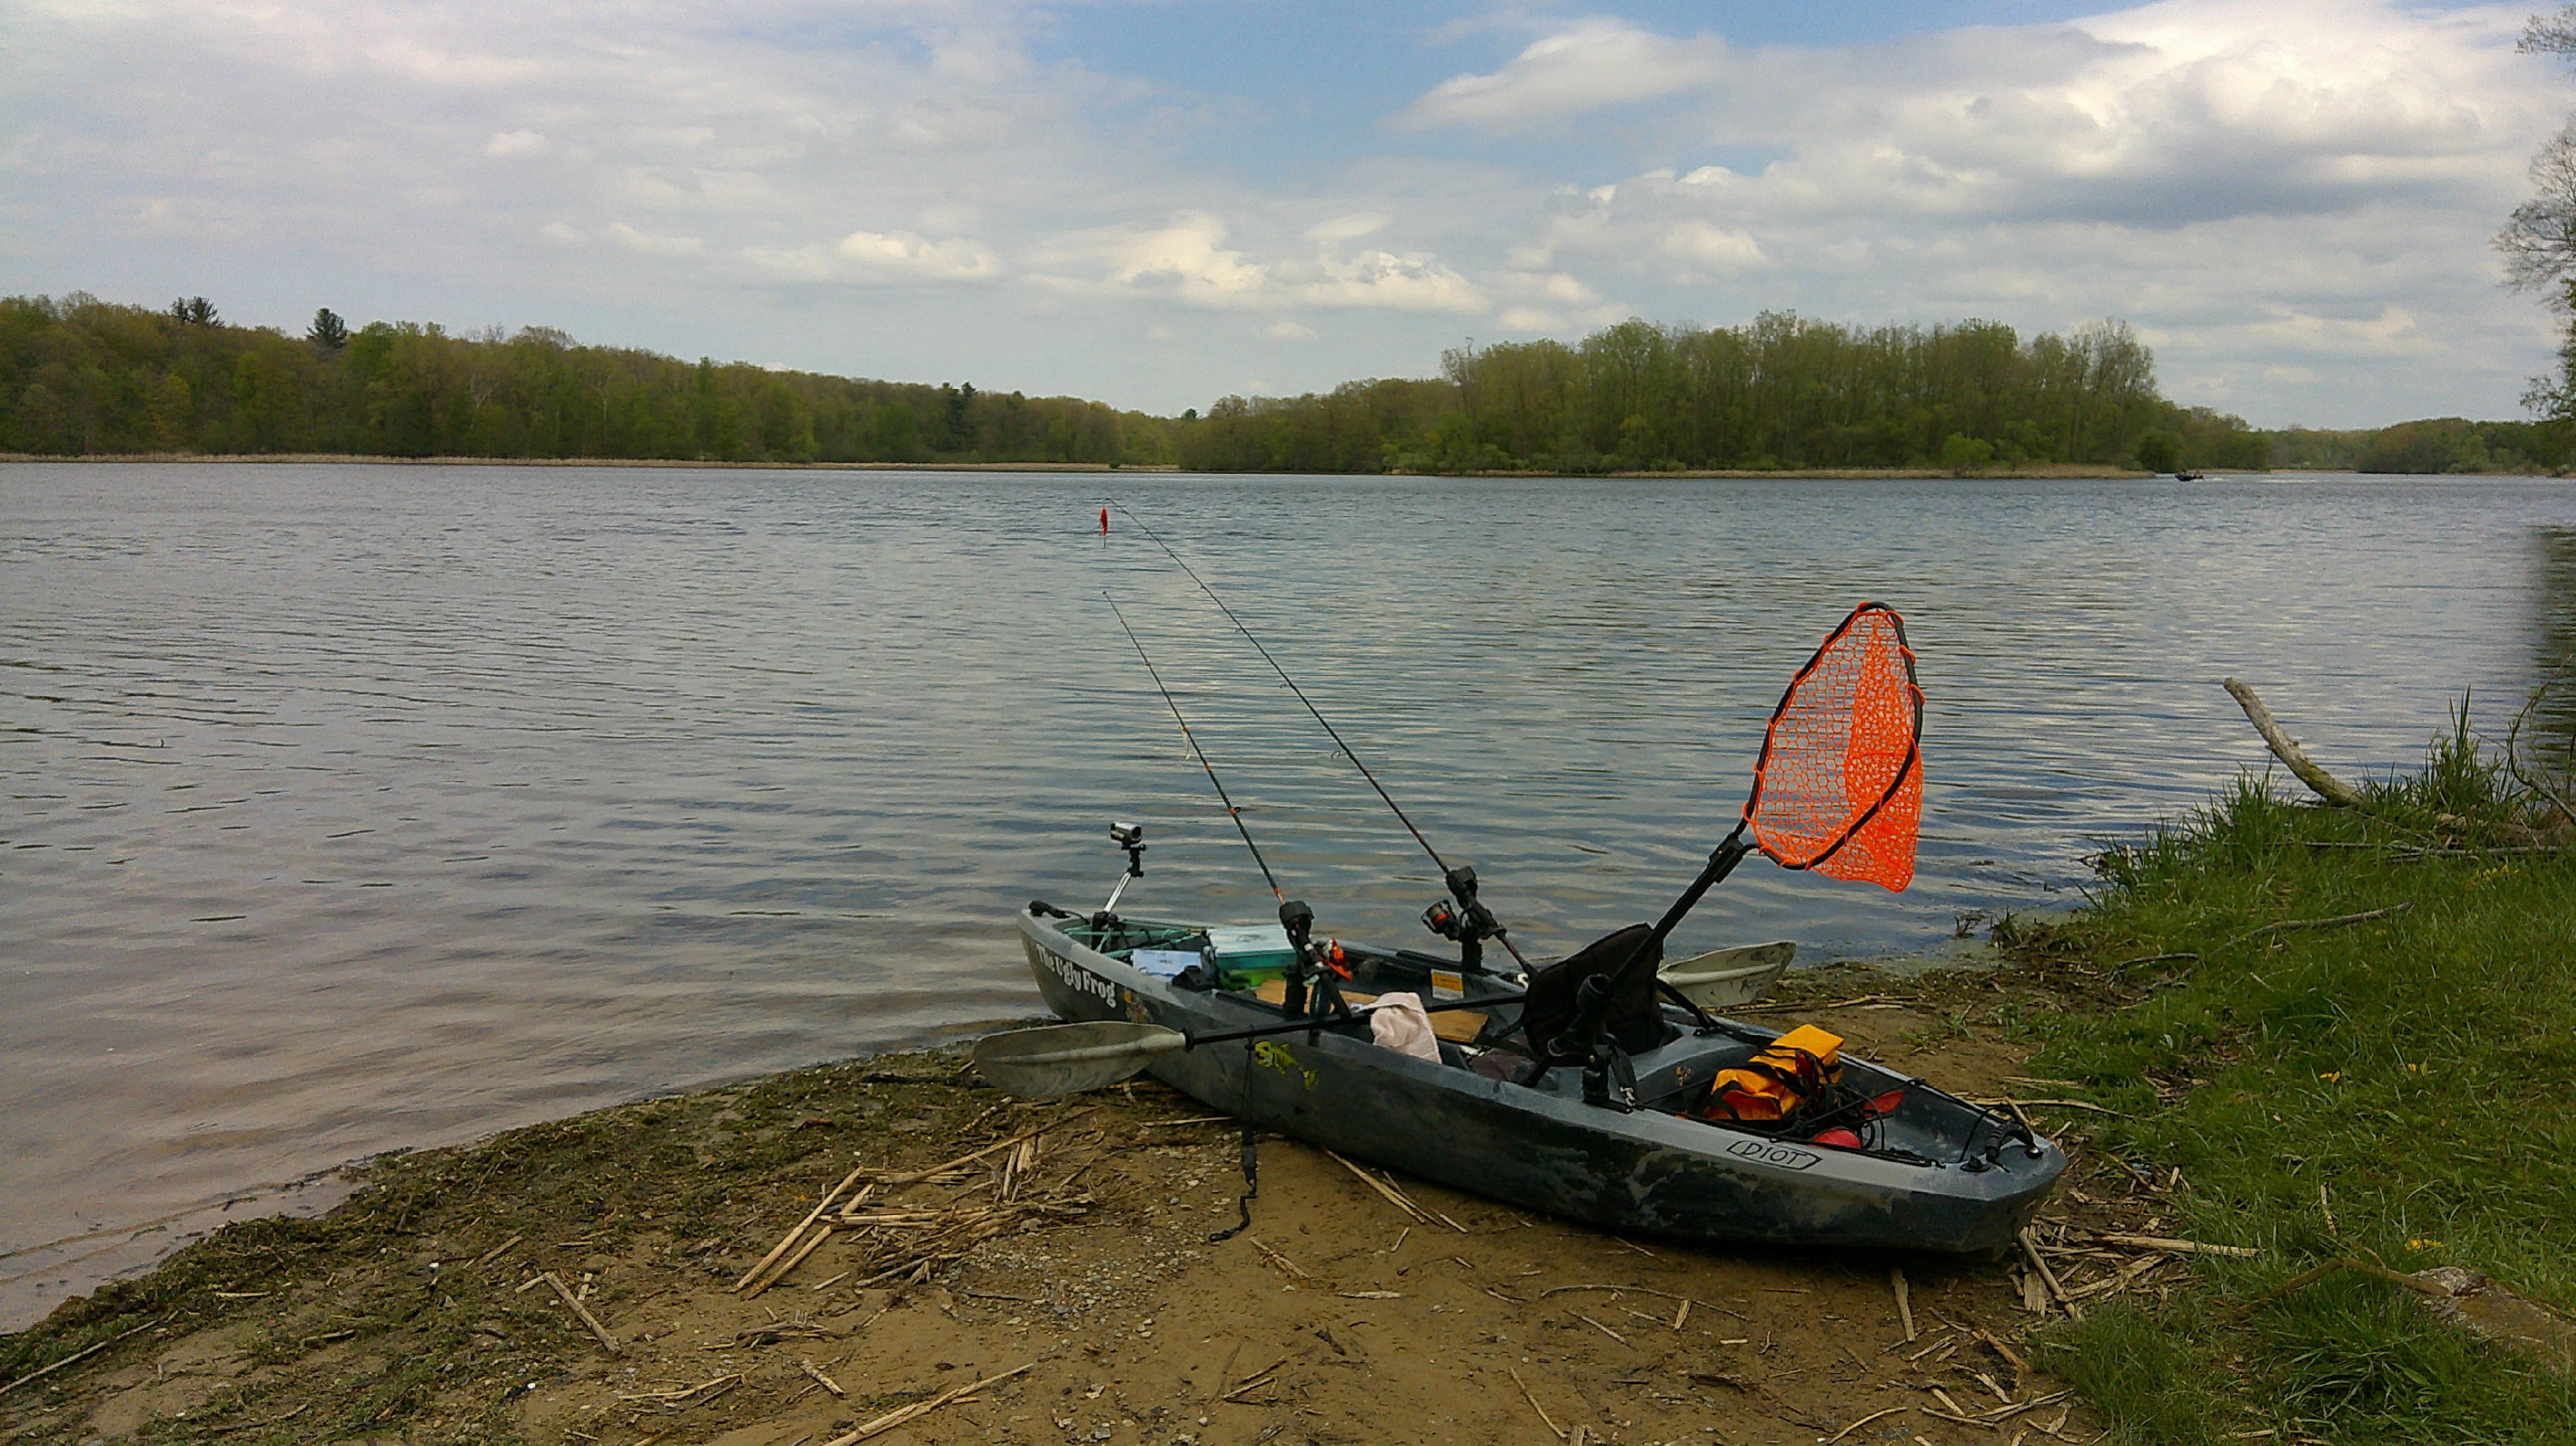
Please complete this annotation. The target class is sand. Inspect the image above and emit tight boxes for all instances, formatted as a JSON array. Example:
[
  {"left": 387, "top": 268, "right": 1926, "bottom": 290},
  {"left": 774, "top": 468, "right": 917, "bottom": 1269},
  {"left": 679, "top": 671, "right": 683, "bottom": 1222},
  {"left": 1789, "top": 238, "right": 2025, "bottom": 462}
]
[{"left": 3, "top": 975, "right": 2176, "bottom": 1446}]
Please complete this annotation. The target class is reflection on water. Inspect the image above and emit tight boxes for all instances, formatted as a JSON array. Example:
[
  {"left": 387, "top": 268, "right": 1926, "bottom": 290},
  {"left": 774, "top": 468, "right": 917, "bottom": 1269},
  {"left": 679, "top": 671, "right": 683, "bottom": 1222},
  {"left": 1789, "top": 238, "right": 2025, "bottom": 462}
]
[
  {"left": 2529, "top": 528, "right": 2576, "bottom": 760},
  {"left": 3, "top": 463, "right": 2572, "bottom": 1327}
]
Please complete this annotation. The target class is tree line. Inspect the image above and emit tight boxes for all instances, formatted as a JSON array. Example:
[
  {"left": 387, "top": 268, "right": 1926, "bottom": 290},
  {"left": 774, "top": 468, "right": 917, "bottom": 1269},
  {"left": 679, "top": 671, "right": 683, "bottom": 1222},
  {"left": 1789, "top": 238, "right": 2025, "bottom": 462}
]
[
  {"left": 0, "top": 293, "right": 1178, "bottom": 466},
  {"left": 1176, "top": 315, "right": 2272, "bottom": 474},
  {"left": 2264, "top": 419, "right": 2571, "bottom": 474},
  {"left": 4, "top": 291, "right": 2559, "bottom": 474}
]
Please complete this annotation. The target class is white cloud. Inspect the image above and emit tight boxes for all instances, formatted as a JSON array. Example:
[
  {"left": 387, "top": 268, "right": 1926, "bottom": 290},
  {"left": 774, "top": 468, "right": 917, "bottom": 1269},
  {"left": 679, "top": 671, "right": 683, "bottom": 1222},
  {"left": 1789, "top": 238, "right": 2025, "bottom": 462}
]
[
  {"left": 1038, "top": 212, "right": 1487, "bottom": 314},
  {"left": 2, "top": 0, "right": 2563, "bottom": 423},
  {"left": 1413, "top": 2, "right": 2541, "bottom": 229},
  {"left": 1491, "top": 268, "right": 1612, "bottom": 318},
  {"left": 1304, "top": 212, "right": 1388, "bottom": 243},
  {"left": 1658, "top": 220, "right": 1762, "bottom": 269},
  {"left": 1091, "top": 211, "right": 1274, "bottom": 304},
  {"left": 484, "top": 129, "right": 549, "bottom": 158},
  {"left": 1400, "top": 18, "right": 1731, "bottom": 131},
  {"left": 1302, "top": 246, "right": 1486, "bottom": 313},
  {"left": 1261, "top": 319, "right": 1315, "bottom": 340},
  {"left": 737, "top": 229, "right": 1004, "bottom": 283},
  {"left": 837, "top": 229, "right": 1002, "bottom": 280},
  {"left": 603, "top": 221, "right": 702, "bottom": 257},
  {"left": 1385, "top": 1, "right": 2560, "bottom": 422}
]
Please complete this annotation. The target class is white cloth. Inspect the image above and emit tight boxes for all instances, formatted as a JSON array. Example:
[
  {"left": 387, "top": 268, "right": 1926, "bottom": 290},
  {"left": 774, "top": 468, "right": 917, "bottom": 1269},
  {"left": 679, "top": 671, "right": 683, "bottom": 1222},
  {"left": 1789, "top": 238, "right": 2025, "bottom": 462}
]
[{"left": 1368, "top": 991, "right": 1441, "bottom": 1062}]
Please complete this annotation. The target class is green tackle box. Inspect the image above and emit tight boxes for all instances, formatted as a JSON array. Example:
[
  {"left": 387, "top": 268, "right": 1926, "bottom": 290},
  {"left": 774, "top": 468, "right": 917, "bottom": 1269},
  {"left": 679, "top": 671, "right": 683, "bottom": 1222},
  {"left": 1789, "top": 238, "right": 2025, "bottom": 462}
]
[{"left": 1205, "top": 923, "right": 1297, "bottom": 990}]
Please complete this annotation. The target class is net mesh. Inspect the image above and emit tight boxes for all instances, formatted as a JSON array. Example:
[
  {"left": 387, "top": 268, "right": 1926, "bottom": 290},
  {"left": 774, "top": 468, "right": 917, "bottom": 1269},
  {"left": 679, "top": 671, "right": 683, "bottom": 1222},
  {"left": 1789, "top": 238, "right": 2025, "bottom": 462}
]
[{"left": 1746, "top": 604, "right": 1923, "bottom": 892}]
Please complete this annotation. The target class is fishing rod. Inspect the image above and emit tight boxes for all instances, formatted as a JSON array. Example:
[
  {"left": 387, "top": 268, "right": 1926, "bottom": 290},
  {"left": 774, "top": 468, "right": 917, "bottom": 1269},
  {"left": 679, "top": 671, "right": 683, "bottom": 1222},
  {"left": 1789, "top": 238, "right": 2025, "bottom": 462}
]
[
  {"left": 1111, "top": 503, "right": 1530, "bottom": 976},
  {"left": 1104, "top": 590, "right": 1283, "bottom": 902},
  {"left": 1103, "top": 590, "right": 1340, "bottom": 1018}
]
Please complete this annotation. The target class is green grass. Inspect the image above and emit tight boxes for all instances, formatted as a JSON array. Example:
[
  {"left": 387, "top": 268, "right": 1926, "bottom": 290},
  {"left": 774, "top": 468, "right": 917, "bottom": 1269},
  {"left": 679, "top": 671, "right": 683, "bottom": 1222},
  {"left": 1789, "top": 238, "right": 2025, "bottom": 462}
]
[{"left": 2007, "top": 731, "right": 2576, "bottom": 1443}]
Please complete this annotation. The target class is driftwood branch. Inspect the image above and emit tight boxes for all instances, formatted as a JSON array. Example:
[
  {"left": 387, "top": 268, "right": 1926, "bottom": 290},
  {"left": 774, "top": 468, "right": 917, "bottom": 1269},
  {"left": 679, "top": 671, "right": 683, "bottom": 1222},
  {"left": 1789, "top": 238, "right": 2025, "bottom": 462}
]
[
  {"left": 2222, "top": 679, "right": 2364, "bottom": 807},
  {"left": 2226, "top": 1258, "right": 2576, "bottom": 1373},
  {"left": 821, "top": 1363, "right": 1031, "bottom": 1446},
  {"left": 2223, "top": 679, "right": 2548, "bottom": 843},
  {"left": 0, "top": 1317, "right": 165, "bottom": 1397},
  {"left": 542, "top": 1272, "right": 621, "bottom": 1356},
  {"left": 2225, "top": 902, "right": 2412, "bottom": 948}
]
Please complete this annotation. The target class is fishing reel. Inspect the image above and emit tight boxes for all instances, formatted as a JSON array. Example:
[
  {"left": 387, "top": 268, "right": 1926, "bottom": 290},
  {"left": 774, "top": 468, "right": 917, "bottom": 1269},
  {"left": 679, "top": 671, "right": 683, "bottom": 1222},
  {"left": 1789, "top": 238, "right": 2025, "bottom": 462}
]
[
  {"left": 1420, "top": 864, "right": 1507, "bottom": 974},
  {"left": 1277, "top": 898, "right": 1345, "bottom": 1029}
]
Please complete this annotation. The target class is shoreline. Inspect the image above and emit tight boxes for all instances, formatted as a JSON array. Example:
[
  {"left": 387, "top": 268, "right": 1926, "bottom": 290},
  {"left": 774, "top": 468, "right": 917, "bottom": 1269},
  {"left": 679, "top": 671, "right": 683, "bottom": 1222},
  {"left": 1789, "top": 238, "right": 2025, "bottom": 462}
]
[
  {"left": 4, "top": 453, "right": 2566, "bottom": 479},
  {"left": 10, "top": 763, "right": 2568, "bottom": 1443},
  {"left": 0, "top": 950, "right": 2011, "bottom": 1339},
  {"left": 0, "top": 957, "right": 2128, "bottom": 1446}
]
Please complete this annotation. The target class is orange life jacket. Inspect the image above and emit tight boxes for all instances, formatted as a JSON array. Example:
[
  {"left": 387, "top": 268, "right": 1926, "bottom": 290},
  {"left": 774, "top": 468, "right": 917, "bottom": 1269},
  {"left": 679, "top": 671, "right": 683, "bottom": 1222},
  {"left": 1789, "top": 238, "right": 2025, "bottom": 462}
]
[{"left": 1700, "top": 1024, "right": 1844, "bottom": 1124}]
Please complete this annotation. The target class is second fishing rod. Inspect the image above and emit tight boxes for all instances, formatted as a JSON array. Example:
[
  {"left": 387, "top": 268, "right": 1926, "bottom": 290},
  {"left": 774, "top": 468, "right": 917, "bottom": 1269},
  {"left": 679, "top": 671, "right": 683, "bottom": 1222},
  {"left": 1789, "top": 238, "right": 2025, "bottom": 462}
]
[
  {"left": 1111, "top": 503, "right": 1530, "bottom": 977},
  {"left": 1103, "top": 590, "right": 1355, "bottom": 1022}
]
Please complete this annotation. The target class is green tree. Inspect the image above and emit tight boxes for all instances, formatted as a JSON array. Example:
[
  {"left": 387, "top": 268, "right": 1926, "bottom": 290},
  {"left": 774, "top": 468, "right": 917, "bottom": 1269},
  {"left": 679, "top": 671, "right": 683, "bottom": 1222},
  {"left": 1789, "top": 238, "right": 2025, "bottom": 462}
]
[
  {"left": 2132, "top": 429, "right": 2183, "bottom": 473},
  {"left": 306, "top": 308, "right": 349, "bottom": 349},
  {"left": 2358, "top": 419, "right": 2479, "bottom": 473},
  {"left": 1, "top": 289, "right": 2270, "bottom": 474},
  {"left": 1941, "top": 432, "right": 1998, "bottom": 474},
  {"left": 232, "top": 342, "right": 302, "bottom": 451}
]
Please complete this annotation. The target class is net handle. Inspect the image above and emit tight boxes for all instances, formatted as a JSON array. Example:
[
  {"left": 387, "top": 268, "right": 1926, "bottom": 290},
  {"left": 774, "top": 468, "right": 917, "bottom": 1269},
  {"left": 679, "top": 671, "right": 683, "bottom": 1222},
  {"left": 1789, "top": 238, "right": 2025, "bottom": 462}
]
[
  {"left": 1739, "top": 600, "right": 1924, "bottom": 873},
  {"left": 1527, "top": 602, "right": 1921, "bottom": 1091}
]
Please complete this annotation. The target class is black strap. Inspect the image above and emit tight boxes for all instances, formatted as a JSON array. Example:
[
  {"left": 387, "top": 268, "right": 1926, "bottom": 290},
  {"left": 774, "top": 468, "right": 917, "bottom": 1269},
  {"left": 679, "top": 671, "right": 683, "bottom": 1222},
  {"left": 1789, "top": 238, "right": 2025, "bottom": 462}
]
[
  {"left": 1207, "top": 1036, "right": 1260, "bottom": 1243},
  {"left": 1655, "top": 977, "right": 1719, "bottom": 1029}
]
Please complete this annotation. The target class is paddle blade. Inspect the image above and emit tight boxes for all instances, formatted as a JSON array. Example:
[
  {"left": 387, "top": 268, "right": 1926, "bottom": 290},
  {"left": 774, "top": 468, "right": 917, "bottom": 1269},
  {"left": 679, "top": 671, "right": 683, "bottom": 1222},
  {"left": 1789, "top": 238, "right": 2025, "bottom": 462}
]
[
  {"left": 1745, "top": 603, "right": 1924, "bottom": 892},
  {"left": 970, "top": 1021, "right": 1186, "bottom": 1098}
]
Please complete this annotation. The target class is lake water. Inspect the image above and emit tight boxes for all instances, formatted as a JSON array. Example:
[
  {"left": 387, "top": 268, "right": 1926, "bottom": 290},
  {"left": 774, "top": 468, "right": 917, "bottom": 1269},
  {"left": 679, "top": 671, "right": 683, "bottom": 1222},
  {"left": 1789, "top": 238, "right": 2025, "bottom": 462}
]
[{"left": 6, "top": 462, "right": 2573, "bottom": 1328}]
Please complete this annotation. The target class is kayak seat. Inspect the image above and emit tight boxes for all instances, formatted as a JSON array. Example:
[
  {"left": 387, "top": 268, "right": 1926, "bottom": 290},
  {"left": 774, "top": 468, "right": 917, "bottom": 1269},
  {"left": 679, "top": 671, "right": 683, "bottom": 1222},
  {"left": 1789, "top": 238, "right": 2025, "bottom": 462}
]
[{"left": 1519, "top": 923, "right": 1677, "bottom": 1063}]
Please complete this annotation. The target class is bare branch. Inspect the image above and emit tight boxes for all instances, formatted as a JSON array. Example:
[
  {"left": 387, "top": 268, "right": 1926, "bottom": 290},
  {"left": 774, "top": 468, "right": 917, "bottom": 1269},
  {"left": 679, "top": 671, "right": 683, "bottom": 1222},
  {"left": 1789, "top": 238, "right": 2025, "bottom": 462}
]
[
  {"left": 2505, "top": 667, "right": 2576, "bottom": 830},
  {"left": 2496, "top": 120, "right": 2576, "bottom": 304},
  {"left": 2222, "top": 679, "right": 2365, "bottom": 807},
  {"left": 2524, "top": 6, "right": 2576, "bottom": 56},
  {"left": 2221, "top": 679, "right": 2553, "bottom": 844}
]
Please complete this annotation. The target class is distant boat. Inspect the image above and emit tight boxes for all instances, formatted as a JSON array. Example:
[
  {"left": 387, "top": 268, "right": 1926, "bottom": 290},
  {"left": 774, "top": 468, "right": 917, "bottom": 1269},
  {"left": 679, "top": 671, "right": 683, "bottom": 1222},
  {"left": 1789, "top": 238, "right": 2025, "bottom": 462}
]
[{"left": 2173, "top": 470, "right": 2206, "bottom": 481}]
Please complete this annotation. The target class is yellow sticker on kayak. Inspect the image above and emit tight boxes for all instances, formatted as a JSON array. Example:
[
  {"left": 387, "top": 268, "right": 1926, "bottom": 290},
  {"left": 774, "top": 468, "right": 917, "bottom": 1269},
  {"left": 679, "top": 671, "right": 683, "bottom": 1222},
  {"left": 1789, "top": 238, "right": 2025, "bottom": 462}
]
[{"left": 1254, "top": 1040, "right": 1317, "bottom": 1090}]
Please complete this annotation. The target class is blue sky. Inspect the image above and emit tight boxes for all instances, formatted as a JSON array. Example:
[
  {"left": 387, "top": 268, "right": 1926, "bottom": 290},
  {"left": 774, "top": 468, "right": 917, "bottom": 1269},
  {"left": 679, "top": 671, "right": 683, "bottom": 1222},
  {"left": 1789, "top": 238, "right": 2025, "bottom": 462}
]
[{"left": 3, "top": 1, "right": 2564, "bottom": 426}]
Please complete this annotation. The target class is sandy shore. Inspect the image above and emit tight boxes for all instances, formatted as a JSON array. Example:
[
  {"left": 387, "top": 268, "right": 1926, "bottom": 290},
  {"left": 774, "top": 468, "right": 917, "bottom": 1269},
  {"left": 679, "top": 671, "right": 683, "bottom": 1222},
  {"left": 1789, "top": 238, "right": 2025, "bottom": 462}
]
[{"left": 1, "top": 964, "right": 2173, "bottom": 1446}]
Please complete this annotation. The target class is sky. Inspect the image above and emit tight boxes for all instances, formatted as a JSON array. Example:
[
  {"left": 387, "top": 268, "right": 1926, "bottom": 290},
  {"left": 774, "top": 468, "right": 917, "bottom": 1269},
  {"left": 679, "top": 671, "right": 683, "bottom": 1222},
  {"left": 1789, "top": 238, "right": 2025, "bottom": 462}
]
[{"left": 4, "top": 0, "right": 2571, "bottom": 427}]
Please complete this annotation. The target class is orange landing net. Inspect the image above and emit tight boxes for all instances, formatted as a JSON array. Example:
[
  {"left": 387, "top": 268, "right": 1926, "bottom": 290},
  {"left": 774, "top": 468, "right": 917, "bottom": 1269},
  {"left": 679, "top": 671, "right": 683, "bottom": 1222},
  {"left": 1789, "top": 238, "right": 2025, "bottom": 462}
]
[{"left": 1745, "top": 602, "right": 1924, "bottom": 892}]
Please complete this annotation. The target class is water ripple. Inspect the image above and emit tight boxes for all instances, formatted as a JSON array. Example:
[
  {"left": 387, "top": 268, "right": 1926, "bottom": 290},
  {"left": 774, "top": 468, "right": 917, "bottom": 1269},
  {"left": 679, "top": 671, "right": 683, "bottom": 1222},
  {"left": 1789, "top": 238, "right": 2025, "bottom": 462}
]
[{"left": 2, "top": 464, "right": 2572, "bottom": 1325}]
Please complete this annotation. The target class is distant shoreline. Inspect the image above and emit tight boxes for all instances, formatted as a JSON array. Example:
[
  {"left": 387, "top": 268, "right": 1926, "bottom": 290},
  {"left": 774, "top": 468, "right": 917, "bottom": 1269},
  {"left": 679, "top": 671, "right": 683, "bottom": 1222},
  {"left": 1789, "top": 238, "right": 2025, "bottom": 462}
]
[
  {"left": 0, "top": 453, "right": 1177, "bottom": 472},
  {"left": 0, "top": 453, "right": 2149, "bottom": 477},
  {"left": 3, "top": 453, "right": 2563, "bottom": 479}
]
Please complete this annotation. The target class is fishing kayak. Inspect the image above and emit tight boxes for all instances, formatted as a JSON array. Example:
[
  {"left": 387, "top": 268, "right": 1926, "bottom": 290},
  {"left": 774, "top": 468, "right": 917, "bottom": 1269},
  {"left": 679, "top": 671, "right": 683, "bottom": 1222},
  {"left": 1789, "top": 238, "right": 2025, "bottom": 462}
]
[{"left": 1015, "top": 904, "right": 2065, "bottom": 1254}]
